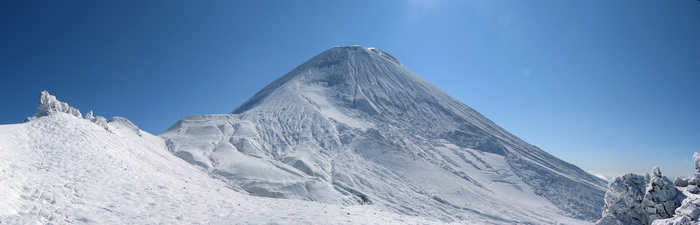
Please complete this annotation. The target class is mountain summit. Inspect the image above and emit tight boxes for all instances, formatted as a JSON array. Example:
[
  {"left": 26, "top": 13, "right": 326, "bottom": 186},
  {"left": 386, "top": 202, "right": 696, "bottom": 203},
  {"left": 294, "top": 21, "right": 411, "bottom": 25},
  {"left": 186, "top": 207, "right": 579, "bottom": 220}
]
[{"left": 161, "top": 46, "right": 607, "bottom": 223}]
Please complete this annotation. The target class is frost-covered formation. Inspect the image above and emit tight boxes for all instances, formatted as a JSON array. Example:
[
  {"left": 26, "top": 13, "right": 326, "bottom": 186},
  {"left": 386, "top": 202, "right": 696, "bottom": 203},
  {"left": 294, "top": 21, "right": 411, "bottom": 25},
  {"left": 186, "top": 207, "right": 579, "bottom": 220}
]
[
  {"left": 84, "top": 110, "right": 110, "bottom": 132},
  {"left": 597, "top": 154, "right": 700, "bottom": 225},
  {"left": 25, "top": 91, "right": 137, "bottom": 133},
  {"left": 30, "top": 90, "right": 82, "bottom": 119},
  {"left": 597, "top": 167, "right": 682, "bottom": 225},
  {"left": 597, "top": 173, "right": 651, "bottom": 225},
  {"left": 673, "top": 153, "right": 700, "bottom": 194},
  {"left": 162, "top": 46, "right": 606, "bottom": 223},
  {"left": 654, "top": 196, "right": 700, "bottom": 225},
  {"left": 653, "top": 152, "right": 700, "bottom": 225},
  {"left": 688, "top": 152, "right": 700, "bottom": 194},
  {"left": 646, "top": 167, "right": 683, "bottom": 221}
]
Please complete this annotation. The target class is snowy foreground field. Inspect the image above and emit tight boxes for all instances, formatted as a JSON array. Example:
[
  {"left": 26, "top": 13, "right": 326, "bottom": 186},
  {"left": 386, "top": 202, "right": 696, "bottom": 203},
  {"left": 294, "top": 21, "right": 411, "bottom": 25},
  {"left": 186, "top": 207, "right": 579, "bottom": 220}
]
[{"left": 0, "top": 112, "right": 449, "bottom": 224}]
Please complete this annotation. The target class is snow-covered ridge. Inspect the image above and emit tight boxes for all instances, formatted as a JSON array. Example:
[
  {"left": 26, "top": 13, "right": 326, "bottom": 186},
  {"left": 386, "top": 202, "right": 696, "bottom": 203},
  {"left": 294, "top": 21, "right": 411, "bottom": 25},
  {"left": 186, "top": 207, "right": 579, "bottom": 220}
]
[
  {"left": 108, "top": 116, "right": 142, "bottom": 137},
  {"left": 0, "top": 91, "right": 445, "bottom": 224},
  {"left": 25, "top": 91, "right": 142, "bottom": 135}
]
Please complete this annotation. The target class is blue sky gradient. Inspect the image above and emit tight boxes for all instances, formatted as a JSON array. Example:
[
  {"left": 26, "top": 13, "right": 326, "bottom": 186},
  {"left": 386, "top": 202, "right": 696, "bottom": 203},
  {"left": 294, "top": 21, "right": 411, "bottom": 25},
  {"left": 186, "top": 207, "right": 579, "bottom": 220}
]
[{"left": 1, "top": 0, "right": 699, "bottom": 179}]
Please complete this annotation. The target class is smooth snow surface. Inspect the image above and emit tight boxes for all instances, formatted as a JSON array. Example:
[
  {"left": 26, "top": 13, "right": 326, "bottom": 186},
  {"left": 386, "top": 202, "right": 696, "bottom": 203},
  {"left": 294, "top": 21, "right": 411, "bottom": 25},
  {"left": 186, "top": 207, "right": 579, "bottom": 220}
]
[
  {"left": 0, "top": 112, "right": 446, "bottom": 224},
  {"left": 162, "top": 46, "right": 606, "bottom": 223}
]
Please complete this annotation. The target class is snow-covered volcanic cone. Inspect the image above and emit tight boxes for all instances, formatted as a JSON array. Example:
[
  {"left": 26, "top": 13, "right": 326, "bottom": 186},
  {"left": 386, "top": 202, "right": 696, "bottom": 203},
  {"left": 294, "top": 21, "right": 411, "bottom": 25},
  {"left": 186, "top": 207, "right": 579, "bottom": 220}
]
[{"left": 162, "top": 46, "right": 607, "bottom": 223}]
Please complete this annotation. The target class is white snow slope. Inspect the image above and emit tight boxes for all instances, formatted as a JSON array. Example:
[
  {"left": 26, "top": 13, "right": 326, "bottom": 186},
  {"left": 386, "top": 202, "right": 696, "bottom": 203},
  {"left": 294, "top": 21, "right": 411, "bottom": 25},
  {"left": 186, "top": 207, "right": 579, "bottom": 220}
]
[
  {"left": 161, "top": 46, "right": 607, "bottom": 223},
  {"left": 0, "top": 92, "right": 446, "bottom": 224}
]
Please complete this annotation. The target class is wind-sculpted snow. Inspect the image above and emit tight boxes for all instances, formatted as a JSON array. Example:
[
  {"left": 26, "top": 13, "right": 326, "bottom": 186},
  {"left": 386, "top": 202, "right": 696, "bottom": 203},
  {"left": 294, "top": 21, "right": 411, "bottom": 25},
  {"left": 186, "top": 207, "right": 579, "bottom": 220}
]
[
  {"left": 0, "top": 94, "right": 446, "bottom": 224},
  {"left": 108, "top": 116, "right": 142, "bottom": 137},
  {"left": 162, "top": 46, "right": 607, "bottom": 223}
]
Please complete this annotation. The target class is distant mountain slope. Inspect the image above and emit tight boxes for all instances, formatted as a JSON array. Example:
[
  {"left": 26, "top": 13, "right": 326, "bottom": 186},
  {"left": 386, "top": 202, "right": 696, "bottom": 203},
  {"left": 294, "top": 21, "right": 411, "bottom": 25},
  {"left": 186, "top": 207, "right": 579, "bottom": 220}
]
[
  {"left": 0, "top": 91, "right": 443, "bottom": 224},
  {"left": 161, "top": 46, "right": 606, "bottom": 223}
]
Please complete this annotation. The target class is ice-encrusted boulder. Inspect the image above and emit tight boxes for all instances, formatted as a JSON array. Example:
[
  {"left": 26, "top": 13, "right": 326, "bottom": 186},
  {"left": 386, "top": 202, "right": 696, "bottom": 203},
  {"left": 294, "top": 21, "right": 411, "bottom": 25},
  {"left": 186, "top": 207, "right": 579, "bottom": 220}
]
[
  {"left": 675, "top": 153, "right": 700, "bottom": 193},
  {"left": 653, "top": 195, "right": 700, "bottom": 225},
  {"left": 83, "top": 110, "right": 110, "bottom": 131},
  {"left": 694, "top": 153, "right": 700, "bottom": 185},
  {"left": 84, "top": 110, "right": 93, "bottom": 119},
  {"left": 599, "top": 153, "right": 700, "bottom": 225},
  {"left": 597, "top": 167, "right": 682, "bottom": 225},
  {"left": 26, "top": 91, "right": 111, "bottom": 131},
  {"left": 597, "top": 172, "right": 651, "bottom": 225},
  {"left": 645, "top": 167, "right": 682, "bottom": 221},
  {"left": 691, "top": 186, "right": 700, "bottom": 195},
  {"left": 652, "top": 152, "right": 700, "bottom": 225},
  {"left": 676, "top": 178, "right": 689, "bottom": 188},
  {"left": 29, "top": 90, "right": 82, "bottom": 119},
  {"left": 90, "top": 116, "right": 110, "bottom": 131}
]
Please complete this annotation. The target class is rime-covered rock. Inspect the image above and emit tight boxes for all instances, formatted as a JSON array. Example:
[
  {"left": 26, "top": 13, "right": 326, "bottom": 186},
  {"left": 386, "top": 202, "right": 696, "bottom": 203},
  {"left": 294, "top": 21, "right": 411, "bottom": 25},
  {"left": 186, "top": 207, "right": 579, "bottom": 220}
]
[
  {"left": 29, "top": 91, "right": 82, "bottom": 120},
  {"left": 694, "top": 153, "right": 700, "bottom": 182},
  {"left": 597, "top": 167, "right": 682, "bottom": 225},
  {"left": 597, "top": 173, "right": 651, "bottom": 225},
  {"left": 691, "top": 186, "right": 700, "bottom": 195},
  {"left": 676, "top": 178, "right": 689, "bottom": 188},
  {"left": 644, "top": 167, "right": 682, "bottom": 221},
  {"left": 651, "top": 152, "right": 700, "bottom": 225},
  {"left": 90, "top": 116, "right": 111, "bottom": 131},
  {"left": 26, "top": 91, "right": 111, "bottom": 132},
  {"left": 84, "top": 110, "right": 94, "bottom": 120},
  {"left": 82, "top": 110, "right": 110, "bottom": 131},
  {"left": 652, "top": 194, "right": 700, "bottom": 225},
  {"left": 601, "top": 153, "right": 700, "bottom": 225},
  {"left": 694, "top": 153, "right": 700, "bottom": 173}
]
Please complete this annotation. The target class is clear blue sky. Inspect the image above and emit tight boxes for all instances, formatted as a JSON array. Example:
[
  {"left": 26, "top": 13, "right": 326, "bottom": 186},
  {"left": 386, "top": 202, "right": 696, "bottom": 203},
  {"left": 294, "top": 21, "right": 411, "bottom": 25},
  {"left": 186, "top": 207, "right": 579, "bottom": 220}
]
[{"left": 2, "top": 0, "right": 698, "bottom": 179}]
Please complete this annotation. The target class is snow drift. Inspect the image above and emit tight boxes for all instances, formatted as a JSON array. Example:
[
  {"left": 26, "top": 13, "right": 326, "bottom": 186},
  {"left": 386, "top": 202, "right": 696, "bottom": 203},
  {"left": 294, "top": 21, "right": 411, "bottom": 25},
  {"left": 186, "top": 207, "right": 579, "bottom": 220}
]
[{"left": 162, "top": 46, "right": 607, "bottom": 223}]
